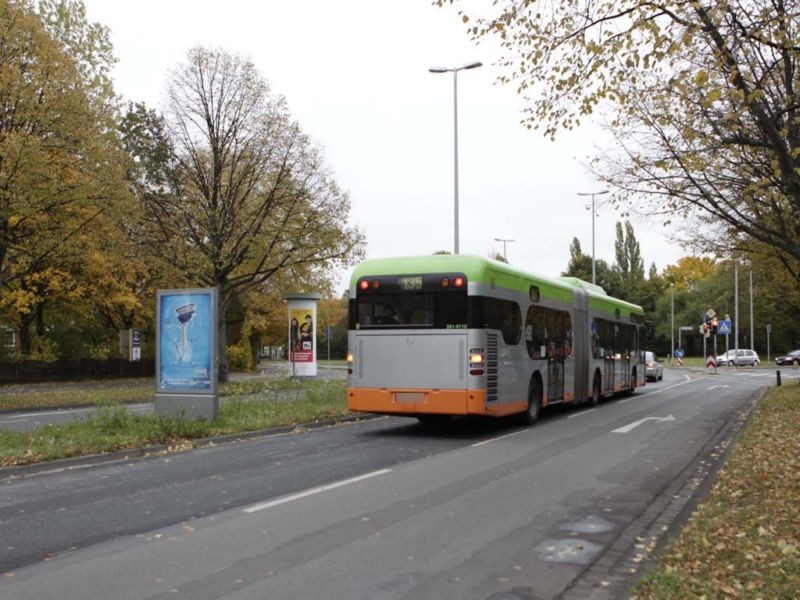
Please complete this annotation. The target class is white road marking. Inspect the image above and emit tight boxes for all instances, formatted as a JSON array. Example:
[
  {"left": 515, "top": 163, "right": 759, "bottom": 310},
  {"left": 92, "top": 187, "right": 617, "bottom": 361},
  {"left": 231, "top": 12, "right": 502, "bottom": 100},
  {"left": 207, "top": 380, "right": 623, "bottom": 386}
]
[
  {"left": 618, "top": 375, "right": 693, "bottom": 403},
  {"left": 242, "top": 468, "right": 392, "bottom": 513},
  {"left": 568, "top": 408, "right": 596, "bottom": 419},
  {"left": 612, "top": 414, "right": 675, "bottom": 434},
  {"left": 471, "top": 428, "right": 531, "bottom": 447},
  {"left": 706, "top": 384, "right": 730, "bottom": 390},
  {"left": 699, "top": 375, "right": 768, "bottom": 388}
]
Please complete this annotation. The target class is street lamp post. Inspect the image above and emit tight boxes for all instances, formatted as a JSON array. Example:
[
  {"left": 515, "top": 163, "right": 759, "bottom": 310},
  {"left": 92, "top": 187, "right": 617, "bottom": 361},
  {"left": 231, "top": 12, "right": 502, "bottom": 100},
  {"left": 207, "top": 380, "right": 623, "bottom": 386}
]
[
  {"left": 494, "top": 238, "right": 514, "bottom": 261},
  {"left": 670, "top": 283, "right": 675, "bottom": 366},
  {"left": 577, "top": 190, "right": 609, "bottom": 284},
  {"left": 429, "top": 61, "right": 482, "bottom": 255},
  {"left": 734, "top": 261, "right": 739, "bottom": 356},
  {"left": 749, "top": 266, "right": 754, "bottom": 350}
]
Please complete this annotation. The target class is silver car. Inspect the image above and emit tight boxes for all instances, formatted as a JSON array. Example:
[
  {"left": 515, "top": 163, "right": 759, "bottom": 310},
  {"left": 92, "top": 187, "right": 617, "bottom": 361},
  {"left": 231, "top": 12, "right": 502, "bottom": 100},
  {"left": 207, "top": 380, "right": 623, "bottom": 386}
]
[
  {"left": 644, "top": 351, "right": 663, "bottom": 381},
  {"left": 718, "top": 349, "right": 760, "bottom": 366}
]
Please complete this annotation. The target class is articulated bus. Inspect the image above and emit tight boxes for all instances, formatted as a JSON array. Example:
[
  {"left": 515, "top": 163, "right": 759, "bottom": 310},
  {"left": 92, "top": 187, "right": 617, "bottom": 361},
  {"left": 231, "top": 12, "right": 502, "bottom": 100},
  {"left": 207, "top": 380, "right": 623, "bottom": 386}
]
[{"left": 346, "top": 255, "right": 647, "bottom": 424}]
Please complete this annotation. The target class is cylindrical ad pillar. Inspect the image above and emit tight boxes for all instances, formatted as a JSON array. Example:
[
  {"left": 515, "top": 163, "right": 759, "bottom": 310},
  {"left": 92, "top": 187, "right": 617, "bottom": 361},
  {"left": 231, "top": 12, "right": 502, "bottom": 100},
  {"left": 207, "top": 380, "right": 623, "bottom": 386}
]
[{"left": 284, "top": 293, "right": 322, "bottom": 378}]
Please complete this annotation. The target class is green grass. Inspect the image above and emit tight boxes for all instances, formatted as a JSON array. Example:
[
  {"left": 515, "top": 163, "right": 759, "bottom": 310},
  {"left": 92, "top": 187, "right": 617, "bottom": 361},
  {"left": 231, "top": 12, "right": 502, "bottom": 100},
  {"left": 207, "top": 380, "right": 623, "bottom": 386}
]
[
  {"left": 0, "top": 378, "right": 284, "bottom": 411},
  {"left": 633, "top": 383, "right": 800, "bottom": 599},
  {"left": 0, "top": 379, "right": 350, "bottom": 468}
]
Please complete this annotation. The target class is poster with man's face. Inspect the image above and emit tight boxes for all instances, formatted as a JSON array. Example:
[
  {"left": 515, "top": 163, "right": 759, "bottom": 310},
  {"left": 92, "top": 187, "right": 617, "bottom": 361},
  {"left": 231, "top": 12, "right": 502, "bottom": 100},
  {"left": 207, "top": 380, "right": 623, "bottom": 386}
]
[{"left": 289, "top": 308, "right": 314, "bottom": 363}]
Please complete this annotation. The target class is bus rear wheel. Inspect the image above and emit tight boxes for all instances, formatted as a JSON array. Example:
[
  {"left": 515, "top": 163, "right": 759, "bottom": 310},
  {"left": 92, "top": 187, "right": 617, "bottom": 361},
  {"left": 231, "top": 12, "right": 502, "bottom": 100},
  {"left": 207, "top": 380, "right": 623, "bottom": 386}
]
[
  {"left": 522, "top": 379, "right": 542, "bottom": 425},
  {"left": 589, "top": 372, "right": 601, "bottom": 407}
]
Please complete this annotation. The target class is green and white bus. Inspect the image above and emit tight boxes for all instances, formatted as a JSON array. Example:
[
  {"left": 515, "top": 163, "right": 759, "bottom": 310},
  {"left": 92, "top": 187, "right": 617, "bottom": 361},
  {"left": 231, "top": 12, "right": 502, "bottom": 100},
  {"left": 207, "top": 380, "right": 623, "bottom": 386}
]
[{"left": 347, "top": 255, "right": 647, "bottom": 423}]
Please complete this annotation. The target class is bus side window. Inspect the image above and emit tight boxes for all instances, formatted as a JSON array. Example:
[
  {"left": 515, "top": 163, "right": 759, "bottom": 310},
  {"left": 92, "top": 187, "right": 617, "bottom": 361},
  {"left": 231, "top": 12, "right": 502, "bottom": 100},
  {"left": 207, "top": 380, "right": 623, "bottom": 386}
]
[
  {"left": 499, "top": 301, "right": 521, "bottom": 345},
  {"left": 526, "top": 305, "right": 545, "bottom": 358}
]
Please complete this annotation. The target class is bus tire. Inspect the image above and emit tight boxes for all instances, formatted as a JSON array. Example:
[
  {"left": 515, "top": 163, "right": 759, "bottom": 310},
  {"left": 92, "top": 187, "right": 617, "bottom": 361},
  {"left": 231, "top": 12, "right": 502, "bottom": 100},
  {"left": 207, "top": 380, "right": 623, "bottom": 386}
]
[
  {"left": 590, "top": 371, "right": 601, "bottom": 406},
  {"left": 522, "top": 378, "right": 542, "bottom": 425}
]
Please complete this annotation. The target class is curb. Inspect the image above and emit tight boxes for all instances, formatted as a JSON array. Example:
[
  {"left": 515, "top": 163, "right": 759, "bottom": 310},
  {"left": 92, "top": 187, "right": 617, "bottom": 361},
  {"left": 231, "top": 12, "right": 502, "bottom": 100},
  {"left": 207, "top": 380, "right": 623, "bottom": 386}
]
[{"left": 0, "top": 413, "right": 383, "bottom": 480}]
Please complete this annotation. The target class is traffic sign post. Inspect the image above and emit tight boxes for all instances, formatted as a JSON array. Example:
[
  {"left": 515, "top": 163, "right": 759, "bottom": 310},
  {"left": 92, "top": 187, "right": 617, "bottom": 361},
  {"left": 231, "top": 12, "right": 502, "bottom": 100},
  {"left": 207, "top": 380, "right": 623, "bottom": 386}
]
[
  {"left": 716, "top": 318, "right": 732, "bottom": 367},
  {"left": 675, "top": 348, "right": 685, "bottom": 367}
]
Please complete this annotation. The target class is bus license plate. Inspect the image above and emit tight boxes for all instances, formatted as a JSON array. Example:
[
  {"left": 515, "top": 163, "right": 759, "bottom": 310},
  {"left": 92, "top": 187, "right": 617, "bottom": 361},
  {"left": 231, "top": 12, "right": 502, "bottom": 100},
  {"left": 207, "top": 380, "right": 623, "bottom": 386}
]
[{"left": 395, "top": 392, "right": 425, "bottom": 404}]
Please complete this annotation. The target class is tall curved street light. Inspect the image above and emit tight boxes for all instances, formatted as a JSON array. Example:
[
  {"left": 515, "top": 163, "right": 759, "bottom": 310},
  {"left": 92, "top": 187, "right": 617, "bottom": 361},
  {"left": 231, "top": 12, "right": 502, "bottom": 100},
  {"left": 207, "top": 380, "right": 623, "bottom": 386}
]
[
  {"left": 429, "top": 61, "right": 482, "bottom": 254},
  {"left": 576, "top": 190, "right": 609, "bottom": 284}
]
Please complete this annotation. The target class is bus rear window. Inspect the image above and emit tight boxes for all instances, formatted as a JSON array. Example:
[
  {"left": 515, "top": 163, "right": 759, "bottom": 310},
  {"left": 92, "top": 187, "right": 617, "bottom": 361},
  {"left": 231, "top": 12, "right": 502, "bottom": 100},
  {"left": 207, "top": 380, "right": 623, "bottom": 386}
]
[{"left": 352, "top": 292, "right": 467, "bottom": 329}]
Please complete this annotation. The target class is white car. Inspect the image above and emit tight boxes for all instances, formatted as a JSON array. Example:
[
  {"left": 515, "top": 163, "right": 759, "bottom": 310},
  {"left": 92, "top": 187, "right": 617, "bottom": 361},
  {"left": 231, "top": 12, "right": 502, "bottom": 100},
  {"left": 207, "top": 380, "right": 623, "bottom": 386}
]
[{"left": 717, "top": 349, "right": 760, "bottom": 366}]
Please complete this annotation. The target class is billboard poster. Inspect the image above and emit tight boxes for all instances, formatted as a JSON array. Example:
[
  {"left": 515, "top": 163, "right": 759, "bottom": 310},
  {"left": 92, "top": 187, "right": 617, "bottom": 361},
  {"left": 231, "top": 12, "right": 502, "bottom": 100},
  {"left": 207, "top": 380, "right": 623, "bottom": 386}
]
[
  {"left": 157, "top": 289, "right": 216, "bottom": 393},
  {"left": 289, "top": 307, "right": 315, "bottom": 363}
]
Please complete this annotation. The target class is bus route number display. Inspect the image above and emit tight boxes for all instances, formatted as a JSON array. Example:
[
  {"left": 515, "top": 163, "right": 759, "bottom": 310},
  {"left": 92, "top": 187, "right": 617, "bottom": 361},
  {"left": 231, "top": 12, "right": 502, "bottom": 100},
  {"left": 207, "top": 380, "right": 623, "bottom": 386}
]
[{"left": 398, "top": 276, "right": 423, "bottom": 290}]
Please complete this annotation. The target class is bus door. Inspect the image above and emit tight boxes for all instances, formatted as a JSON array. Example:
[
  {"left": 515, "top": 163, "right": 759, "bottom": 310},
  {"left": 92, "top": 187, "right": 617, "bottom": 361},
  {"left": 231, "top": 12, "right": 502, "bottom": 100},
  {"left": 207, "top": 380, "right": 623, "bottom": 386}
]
[
  {"left": 620, "top": 356, "right": 631, "bottom": 389},
  {"left": 547, "top": 354, "right": 564, "bottom": 403},
  {"left": 604, "top": 357, "right": 615, "bottom": 394}
]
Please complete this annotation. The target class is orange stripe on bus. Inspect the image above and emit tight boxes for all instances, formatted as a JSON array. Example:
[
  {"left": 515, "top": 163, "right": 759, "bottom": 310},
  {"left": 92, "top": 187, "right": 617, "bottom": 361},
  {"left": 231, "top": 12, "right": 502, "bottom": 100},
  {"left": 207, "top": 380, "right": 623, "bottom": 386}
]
[{"left": 347, "top": 388, "right": 526, "bottom": 418}]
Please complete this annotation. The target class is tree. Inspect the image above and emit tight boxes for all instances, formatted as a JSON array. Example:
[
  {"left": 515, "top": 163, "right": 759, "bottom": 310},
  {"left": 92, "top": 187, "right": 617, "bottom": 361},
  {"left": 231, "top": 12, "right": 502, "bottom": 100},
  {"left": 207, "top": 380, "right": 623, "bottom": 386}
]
[
  {"left": 663, "top": 256, "right": 718, "bottom": 291},
  {"left": 614, "top": 221, "right": 644, "bottom": 289},
  {"left": 441, "top": 1, "right": 800, "bottom": 277},
  {"left": 490, "top": 252, "right": 508, "bottom": 263},
  {"left": 0, "top": 0, "right": 129, "bottom": 354},
  {"left": 561, "top": 237, "right": 617, "bottom": 295},
  {"left": 149, "top": 47, "right": 364, "bottom": 380}
]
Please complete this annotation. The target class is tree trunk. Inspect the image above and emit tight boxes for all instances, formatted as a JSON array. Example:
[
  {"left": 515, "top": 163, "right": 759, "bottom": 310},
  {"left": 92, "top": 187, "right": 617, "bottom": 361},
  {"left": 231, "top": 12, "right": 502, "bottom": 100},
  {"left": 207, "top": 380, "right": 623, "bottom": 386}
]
[
  {"left": 18, "top": 317, "right": 33, "bottom": 356},
  {"left": 35, "top": 304, "right": 45, "bottom": 336},
  {"left": 217, "top": 290, "right": 229, "bottom": 383}
]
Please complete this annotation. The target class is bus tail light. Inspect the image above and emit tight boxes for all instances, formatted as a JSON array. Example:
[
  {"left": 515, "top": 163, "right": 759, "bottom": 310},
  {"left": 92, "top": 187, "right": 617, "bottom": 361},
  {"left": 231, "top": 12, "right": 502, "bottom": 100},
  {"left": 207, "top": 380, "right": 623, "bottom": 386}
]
[
  {"left": 454, "top": 276, "right": 464, "bottom": 287},
  {"left": 469, "top": 348, "right": 484, "bottom": 375},
  {"left": 347, "top": 351, "right": 354, "bottom": 374},
  {"left": 359, "top": 279, "right": 369, "bottom": 291}
]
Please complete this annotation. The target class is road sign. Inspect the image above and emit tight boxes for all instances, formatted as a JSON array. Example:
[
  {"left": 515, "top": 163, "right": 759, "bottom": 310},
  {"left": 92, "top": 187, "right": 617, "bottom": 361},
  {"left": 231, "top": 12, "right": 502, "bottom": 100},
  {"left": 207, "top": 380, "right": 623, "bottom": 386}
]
[
  {"left": 717, "top": 319, "right": 732, "bottom": 335},
  {"left": 706, "top": 308, "right": 716, "bottom": 319},
  {"left": 674, "top": 348, "right": 685, "bottom": 359}
]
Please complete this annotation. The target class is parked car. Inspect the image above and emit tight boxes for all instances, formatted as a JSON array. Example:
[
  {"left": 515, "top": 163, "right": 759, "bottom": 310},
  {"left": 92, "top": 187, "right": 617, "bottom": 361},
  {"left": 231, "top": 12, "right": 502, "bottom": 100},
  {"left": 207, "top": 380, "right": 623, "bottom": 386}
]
[
  {"left": 644, "top": 351, "right": 663, "bottom": 381},
  {"left": 775, "top": 349, "right": 800, "bottom": 366},
  {"left": 717, "top": 349, "right": 760, "bottom": 366}
]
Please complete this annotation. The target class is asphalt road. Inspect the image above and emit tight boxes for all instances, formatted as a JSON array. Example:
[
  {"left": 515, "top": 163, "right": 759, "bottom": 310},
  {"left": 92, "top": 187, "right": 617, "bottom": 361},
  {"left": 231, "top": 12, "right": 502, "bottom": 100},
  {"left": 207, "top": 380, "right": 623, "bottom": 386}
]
[
  {"left": 0, "top": 366, "right": 347, "bottom": 432},
  {"left": 0, "top": 368, "right": 771, "bottom": 599}
]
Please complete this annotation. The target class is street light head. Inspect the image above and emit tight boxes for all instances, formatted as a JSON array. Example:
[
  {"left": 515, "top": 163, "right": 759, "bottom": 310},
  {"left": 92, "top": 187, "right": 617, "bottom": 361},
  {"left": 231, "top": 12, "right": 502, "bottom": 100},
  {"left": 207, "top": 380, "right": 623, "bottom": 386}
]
[
  {"left": 428, "top": 67, "right": 449, "bottom": 73},
  {"left": 577, "top": 190, "right": 609, "bottom": 196},
  {"left": 462, "top": 61, "right": 483, "bottom": 70}
]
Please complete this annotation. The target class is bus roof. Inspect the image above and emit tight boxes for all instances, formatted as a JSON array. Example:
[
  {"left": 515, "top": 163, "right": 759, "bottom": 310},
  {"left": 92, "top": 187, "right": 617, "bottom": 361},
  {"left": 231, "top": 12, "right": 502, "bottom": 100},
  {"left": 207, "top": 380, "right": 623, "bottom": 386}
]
[{"left": 349, "top": 255, "right": 644, "bottom": 317}]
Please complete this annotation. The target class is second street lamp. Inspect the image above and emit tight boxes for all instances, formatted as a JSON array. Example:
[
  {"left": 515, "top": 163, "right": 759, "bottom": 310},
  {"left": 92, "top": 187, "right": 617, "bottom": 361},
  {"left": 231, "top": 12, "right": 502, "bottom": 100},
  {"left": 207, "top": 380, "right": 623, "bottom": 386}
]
[
  {"left": 576, "top": 190, "right": 609, "bottom": 285},
  {"left": 494, "top": 238, "right": 514, "bottom": 261},
  {"left": 429, "top": 61, "right": 482, "bottom": 255}
]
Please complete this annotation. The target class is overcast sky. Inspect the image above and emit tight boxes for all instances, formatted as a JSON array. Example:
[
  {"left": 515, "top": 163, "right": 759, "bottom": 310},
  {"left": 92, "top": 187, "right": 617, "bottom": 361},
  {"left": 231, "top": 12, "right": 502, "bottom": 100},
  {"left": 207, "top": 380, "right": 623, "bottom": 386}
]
[{"left": 83, "top": 0, "right": 686, "bottom": 295}]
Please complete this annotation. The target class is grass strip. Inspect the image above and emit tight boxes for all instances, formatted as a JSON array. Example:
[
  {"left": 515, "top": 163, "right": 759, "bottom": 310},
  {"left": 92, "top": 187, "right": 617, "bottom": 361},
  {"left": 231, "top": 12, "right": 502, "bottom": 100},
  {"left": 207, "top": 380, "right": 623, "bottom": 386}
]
[
  {"left": 633, "top": 384, "right": 800, "bottom": 599},
  {"left": 0, "top": 378, "right": 284, "bottom": 411},
  {"left": 0, "top": 380, "right": 350, "bottom": 468}
]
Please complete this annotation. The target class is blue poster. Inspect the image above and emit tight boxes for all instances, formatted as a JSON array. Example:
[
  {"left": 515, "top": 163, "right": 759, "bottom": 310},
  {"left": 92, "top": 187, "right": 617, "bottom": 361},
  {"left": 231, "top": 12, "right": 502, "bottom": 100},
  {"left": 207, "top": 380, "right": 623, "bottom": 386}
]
[{"left": 158, "top": 291, "right": 214, "bottom": 392}]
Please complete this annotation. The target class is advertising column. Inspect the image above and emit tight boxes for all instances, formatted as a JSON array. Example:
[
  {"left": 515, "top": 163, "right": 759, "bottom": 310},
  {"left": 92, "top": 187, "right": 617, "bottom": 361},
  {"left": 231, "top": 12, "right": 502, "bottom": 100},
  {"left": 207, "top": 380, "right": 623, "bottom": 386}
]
[
  {"left": 155, "top": 288, "right": 218, "bottom": 420},
  {"left": 283, "top": 293, "right": 322, "bottom": 378}
]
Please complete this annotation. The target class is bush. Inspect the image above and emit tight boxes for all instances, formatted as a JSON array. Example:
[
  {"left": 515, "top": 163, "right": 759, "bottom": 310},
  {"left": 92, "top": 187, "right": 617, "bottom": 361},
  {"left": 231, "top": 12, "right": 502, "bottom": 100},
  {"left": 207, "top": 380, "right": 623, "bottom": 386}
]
[{"left": 227, "top": 343, "right": 253, "bottom": 372}]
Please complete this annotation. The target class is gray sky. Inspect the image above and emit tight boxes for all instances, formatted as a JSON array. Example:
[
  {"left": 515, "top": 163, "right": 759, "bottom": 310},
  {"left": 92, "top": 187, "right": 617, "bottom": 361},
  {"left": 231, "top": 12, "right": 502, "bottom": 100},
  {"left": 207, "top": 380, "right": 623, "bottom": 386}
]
[{"left": 83, "top": 0, "right": 685, "bottom": 295}]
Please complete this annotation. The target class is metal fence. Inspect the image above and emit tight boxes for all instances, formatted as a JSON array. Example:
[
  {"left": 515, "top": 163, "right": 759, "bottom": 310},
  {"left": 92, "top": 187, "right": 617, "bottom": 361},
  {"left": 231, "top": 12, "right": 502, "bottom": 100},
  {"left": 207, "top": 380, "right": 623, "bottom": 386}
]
[{"left": 0, "top": 358, "right": 155, "bottom": 385}]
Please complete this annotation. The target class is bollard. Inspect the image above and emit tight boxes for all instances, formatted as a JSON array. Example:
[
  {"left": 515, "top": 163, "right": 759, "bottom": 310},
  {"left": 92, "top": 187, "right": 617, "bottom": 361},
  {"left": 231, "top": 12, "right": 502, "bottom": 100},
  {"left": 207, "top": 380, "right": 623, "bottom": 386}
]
[{"left": 776, "top": 370, "right": 782, "bottom": 386}]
